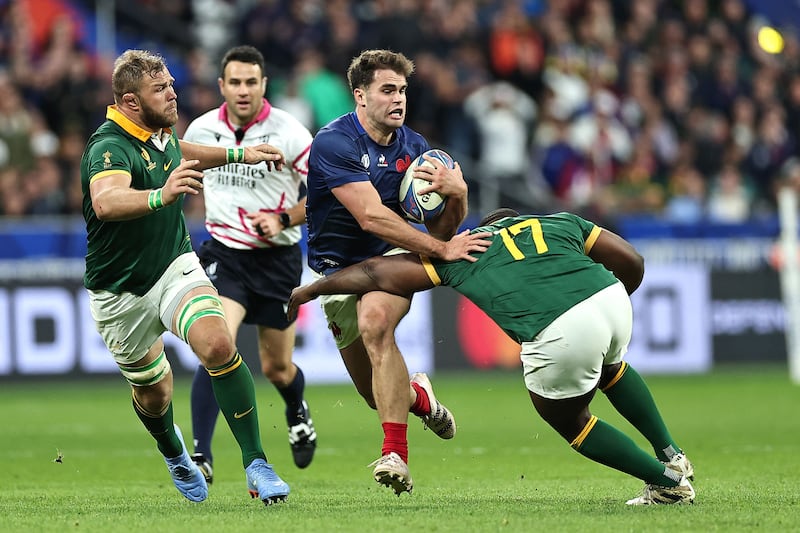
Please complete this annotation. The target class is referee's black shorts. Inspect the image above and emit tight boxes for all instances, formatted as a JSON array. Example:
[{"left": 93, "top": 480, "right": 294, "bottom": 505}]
[{"left": 197, "top": 238, "right": 302, "bottom": 329}]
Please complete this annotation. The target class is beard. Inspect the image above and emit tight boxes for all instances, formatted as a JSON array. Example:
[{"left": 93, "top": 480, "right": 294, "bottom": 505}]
[{"left": 140, "top": 102, "right": 178, "bottom": 130}]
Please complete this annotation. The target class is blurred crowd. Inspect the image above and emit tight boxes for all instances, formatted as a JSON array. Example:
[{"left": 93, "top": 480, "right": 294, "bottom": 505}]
[{"left": 1, "top": 0, "right": 800, "bottom": 229}]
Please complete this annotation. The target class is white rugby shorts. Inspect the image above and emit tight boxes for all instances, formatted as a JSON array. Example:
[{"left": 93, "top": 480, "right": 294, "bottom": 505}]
[
  {"left": 520, "top": 281, "right": 632, "bottom": 399},
  {"left": 88, "top": 252, "right": 214, "bottom": 364}
]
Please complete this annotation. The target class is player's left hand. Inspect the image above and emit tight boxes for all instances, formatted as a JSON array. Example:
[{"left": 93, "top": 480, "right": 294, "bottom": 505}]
[
  {"left": 246, "top": 211, "right": 283, "bottom": 238},
  {"left": 244, "top": 143, "right": 285, "bottom": 171},
  {"left": 414, "top": 156, "right": 467, "bottom": 198}
]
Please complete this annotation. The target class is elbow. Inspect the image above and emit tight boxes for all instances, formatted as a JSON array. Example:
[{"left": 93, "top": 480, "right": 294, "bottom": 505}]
[
  {"left": 625, "top": 253, "right": 645, "bottom": 294},
  {"left": 357, "top": 210, "right": 384, "bottom": 234},
  {"left": 92, "top": 199, "right": 113, "bottom": 221}
]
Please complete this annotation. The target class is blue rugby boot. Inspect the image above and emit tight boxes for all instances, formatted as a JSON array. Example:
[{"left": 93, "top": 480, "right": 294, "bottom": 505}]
[
  {"left": 164, "top": 425, "right": 208, "bottom": 502},
  {"left": 246, "top": 458, "right": 290, "bottom": 505}
]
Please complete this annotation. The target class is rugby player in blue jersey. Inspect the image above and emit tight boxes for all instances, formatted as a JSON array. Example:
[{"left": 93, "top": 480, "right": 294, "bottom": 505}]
[{"left": 305, "top": 49, "right": 489, "bottom": 494}]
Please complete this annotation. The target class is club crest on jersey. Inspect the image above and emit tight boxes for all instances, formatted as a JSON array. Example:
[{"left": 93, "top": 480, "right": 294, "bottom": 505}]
[
  {"left": 103, "top": 151, "right": 112, "bottom": 169},
  {"left": 140, "top": 148, "right": 156, "bottom": 171},
  {"left": 361, "top": 153, "right": 370, "bottom": 169},
  {"left": 396, "top": 155, "right": 411, "bottom": 172},
  {"left": 377, "top": 154, "right": 388, "bottom": 167}
]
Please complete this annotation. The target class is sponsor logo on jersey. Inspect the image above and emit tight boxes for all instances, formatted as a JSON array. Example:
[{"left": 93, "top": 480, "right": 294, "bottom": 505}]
[{"left": 377, "top": 154, "right": 388, "bottom": 167}]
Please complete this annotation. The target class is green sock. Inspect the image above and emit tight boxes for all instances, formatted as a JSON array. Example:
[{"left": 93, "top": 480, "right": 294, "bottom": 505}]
[
  {"left": 132, "top": 397, "right": 182, "bottom": 458},
  {"left": 602, "top": 363, "right": 681, "bottom": 461},
  {"left": 573, "top": 417, "right": 679, "bottom": 486},
  {"left": 207, "top": 353, "right": 266, "bottom": 467}
]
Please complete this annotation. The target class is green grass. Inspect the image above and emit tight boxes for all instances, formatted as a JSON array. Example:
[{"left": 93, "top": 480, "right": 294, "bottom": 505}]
[{"left": 1, "top": 367, "right": 799, "bottom": 532}]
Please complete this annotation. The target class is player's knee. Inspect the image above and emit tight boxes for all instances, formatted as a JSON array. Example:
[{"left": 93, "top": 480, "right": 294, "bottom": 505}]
[
  {"left": 358, "top": 307, "right": 395, "bottom": 347},
  {"left": 261, "top": 361, "right": 290, "bottom": 384},
  {"left": 196, "top": 329, "right": 235, "bottom": 367}
]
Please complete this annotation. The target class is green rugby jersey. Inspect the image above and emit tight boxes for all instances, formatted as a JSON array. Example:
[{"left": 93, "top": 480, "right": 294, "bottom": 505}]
[
  {"left": 81, "top": 106, "right": 192, "bottom": 295},
  {"left": 423, "top": 213, "right": 619, "bottom": 343}
]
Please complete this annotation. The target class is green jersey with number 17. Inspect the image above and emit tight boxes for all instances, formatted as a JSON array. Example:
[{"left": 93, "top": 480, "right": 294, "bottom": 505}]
[{"left": 423, "top": 212, "right": 620, "bottom": 343}]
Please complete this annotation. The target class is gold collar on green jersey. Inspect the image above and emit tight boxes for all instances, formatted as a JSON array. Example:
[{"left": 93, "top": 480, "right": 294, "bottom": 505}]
[{"left": 106, "top": 105, "right": 173, "bottom": 142}]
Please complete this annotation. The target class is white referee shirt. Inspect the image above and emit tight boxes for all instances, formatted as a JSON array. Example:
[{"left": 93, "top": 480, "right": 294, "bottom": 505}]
[{"left": 183, "top": 99, "right": 312, "bottom": 249}]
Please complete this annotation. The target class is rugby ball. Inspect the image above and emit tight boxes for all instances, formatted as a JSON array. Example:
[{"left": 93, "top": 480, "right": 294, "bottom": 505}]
[{"left": 399, "top": 149, "right": 453, "bottom": 223}]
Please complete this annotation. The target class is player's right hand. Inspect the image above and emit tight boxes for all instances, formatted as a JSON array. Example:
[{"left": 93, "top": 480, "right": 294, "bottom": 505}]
[
  {"left": 162, "top": 159, "right": 204, "bottom": 205},
  {"left": 245, "top": 144, "right": 285, "bottom": 171}
]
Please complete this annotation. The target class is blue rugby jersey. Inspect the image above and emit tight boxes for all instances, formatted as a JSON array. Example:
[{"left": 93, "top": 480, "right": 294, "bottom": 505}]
[{"left": 306, "top": 112, "right": 429, "bottom": 274}]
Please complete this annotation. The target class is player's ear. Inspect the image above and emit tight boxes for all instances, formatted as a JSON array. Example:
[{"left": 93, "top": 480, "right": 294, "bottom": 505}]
[
  {"left": 354, "top": 88, "right": 366, "bottom": 107},
  {"left": 123, "top": 92, "right": 139, "bottom": 109}
]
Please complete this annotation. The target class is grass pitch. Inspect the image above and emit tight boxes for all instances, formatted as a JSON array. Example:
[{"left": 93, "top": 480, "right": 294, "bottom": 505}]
[{"left": 1, "top": 366, "right": 799, "bottom": 532}]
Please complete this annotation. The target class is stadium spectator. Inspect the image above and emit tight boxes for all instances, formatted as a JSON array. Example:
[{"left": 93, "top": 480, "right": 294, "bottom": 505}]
[
  {"left": 294, "top": 47, "right": 354, "bottom": 131},
  {"left": 745, "top": 104, "right": 796, "bottom": 206},
  {"left": 287, "top": 207, "right": 696, "bottom": 506},
  {"left": 464, "top": 80, "right": 537, "bottom": 214},
  {"left": 707, "top": 162, "right": 752, "bottom": 223},
  {"left": 664, "top": 164, "right": 707, "bottom": 224}
]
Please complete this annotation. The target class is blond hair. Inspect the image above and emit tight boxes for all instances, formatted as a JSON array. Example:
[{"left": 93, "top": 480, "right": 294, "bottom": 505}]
[{"left": 111, "top": 50, "right": 168, "bottom": 103}]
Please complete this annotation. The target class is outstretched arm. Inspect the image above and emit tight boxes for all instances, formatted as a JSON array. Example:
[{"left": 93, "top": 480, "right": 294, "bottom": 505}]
[
  {"left": 587, "top": 229, "right": 645, "bottom": 294},
  {"left": 179, "top": 140, "right": 285, "bottom": 171},
  {"left": 287, "top": 254, "right": 435, "bottom": 320}
]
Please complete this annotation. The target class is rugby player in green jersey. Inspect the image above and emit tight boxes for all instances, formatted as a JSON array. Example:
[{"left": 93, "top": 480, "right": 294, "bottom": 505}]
[
  {"left": 287, "top": 208, "right": 695, "bottom": 505},
  {"left": 81, "top": 49, "right": 290, "bottom": 505}
]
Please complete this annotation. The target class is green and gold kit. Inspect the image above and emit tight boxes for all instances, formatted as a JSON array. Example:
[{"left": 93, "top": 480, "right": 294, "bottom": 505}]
[
  {"left": 423, "top": 213, "right": 619, "bottom": 343},
  {"left": 81, "top": 106, "right": 192, "bottom": 295}
]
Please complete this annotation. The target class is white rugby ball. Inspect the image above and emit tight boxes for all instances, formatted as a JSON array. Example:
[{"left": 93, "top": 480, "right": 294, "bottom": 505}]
[{"left": 398, "top": 149, "right": 453, "bottom": 223}]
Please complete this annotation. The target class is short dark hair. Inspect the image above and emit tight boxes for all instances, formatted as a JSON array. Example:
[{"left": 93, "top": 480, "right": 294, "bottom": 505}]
[
  {"left": 221, "top": 45, "right": 265, "bottom": 79},
  {"left": 346, "top": 49, "right": 414, "bottom": 91},
  {"left": 112, "top": 49, "right": 167, "bottom": 102},
  {"left": 478, "top": 208, "right": 520, "bottom": 227}
]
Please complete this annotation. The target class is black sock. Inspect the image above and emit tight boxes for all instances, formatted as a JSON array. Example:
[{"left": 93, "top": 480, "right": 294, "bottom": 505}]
[
  {"left": 190, "top": 364, "right": 219, "bottom": 462},
  {"left": 277, "top": 365, "right": 307, "bottom": 425}
]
